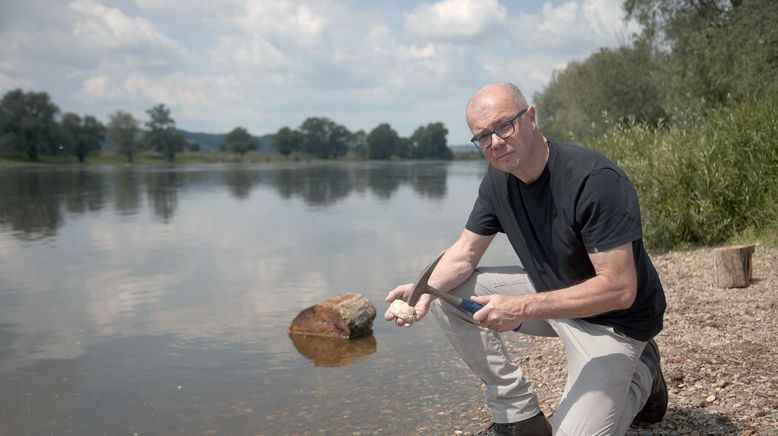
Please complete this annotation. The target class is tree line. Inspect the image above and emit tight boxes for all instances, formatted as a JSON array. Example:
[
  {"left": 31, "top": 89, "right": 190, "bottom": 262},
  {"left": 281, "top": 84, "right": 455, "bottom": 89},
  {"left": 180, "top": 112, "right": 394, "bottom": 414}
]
[
  {"left": 0, "top": 91, "right": 197, "bottom": 163},
  {"left": 535, "top": 0, "right": 776, "bottom": 141},
  {"left": 271, "top": 118, "right": 452, "bottom": 160},
  {"left": 0, "top": 89, "right": 453, "bottom": 163}
]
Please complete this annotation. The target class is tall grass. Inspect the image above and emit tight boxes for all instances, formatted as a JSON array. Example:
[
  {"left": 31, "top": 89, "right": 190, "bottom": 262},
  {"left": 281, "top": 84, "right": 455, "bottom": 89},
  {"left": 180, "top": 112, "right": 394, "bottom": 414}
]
[{"left": 587, "top": 97, "right": 778, "bottom": 250}]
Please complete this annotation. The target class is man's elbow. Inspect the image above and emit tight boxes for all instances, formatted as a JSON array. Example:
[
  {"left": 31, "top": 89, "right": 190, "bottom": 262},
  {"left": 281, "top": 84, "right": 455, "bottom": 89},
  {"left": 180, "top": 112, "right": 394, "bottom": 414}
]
[{"left": 614, "top": 282, "right": 637, "bottom": 310}]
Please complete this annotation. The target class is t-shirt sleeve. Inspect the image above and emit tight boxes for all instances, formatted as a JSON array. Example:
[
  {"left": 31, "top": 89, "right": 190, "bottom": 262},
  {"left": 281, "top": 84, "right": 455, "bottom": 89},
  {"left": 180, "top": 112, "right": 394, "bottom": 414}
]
[
  {"left": 466, "top": 172, "right": 503, "bottom": 235},
  {"left": 576, "top": 168, "right": 642, "bottom": 253}
]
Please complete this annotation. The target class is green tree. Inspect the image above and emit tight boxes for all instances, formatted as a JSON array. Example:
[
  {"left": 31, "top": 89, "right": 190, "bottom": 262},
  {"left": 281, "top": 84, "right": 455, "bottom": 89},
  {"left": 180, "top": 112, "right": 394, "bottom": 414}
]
[
  {"left": 624, "top": 0, "right": 778, "bottom": 106},
  {"left": 107, "top": 110, "right": 140, "bottom": 163},
  {"left": 535, "top": 43, "right": 667, "bottom": 141},
  {"left": 59, "top": 113, "right": 106, "bottom": 162},
  {"left": 299, "top": 117, "right": 351, "bottom": 159},
  {"left": 271, "top": 126, "right": 303, "bottom": 158},
  {"left": 144, "top": 104, "right": 185, "bottom": 162},
  {"left": 367, "top": 123, "right": 400, "bottom": 160},
  {"left": 0, "top": 89, "right": 60, "bottom": 160},
  {"left": 220, "top": 126, "right": 260, "bottom": 157},
  {"left": 350, "top": 129, "right": 368, "bottom": 159},
  {"left": 411, "top": 122, "right": 452, "bottom": 159}
]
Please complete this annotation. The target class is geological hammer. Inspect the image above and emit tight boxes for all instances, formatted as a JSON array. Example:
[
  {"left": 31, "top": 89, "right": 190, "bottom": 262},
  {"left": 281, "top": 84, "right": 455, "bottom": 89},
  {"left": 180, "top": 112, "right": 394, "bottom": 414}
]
[{"left": 407, "top": 251, "right": 522, "bottom": 332}]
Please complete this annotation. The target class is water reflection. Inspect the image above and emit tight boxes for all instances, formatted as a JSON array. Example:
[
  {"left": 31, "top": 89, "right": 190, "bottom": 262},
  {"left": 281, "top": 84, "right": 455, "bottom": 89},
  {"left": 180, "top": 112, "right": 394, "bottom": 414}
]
[
  {"left": 114, "top": 169, "right": 141, "bottom": 216},
  {"left": 289, "top": 334, "right": 377, "bottom": 367},
  {"left": 145, "top": 171, "right": 181, "bottom": 223},
  {"left": 0, "top": 162, "right": 452, "bottom": 240},
  {"left": 0, "top": 170, "right": 64, "bottom": 239},
  {"left": 0, "top": 161, "right": 506, "bottom": 435}
]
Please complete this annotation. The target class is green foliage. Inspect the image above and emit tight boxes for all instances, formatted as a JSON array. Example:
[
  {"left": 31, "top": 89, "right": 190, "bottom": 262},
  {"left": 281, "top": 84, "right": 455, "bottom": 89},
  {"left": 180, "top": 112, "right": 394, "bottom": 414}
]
[
  {"left": 411, "top": 122, "right": 453, "bottom": 159},
  {"left": 272, "top": 126, "right": 304, "bottom": 158},
  {"left": 144, "top": 104, "right": 185, "bottom": 162},
  {"left": 220, "top": 126, "right": 260, "bottom": 156},
  {"left": 367, "top": 123, "right": 400, "bottom": 160},
  {"left": 535, "top": 43, "right": 667, "bottom": 141},
  {"left": 624, "top": 0, "right": 778, "bottom": 107},
  {"left": 107, "top": 110, "right": 141, "bottom": 163},
  {"left": 350, "top": 130, "right": 368, "bottom": 159},
  {"left": 0, "top": 89, "right": 60, "bottom": 160},
  {"left": 589, "top": 97, "right": 778, "bottom": 250},
  {"left": 299, "top": 117, "right": 351, "bottom": 159},
  {"left": 60, "top": 113, "right": 105, "bottom": 162}
]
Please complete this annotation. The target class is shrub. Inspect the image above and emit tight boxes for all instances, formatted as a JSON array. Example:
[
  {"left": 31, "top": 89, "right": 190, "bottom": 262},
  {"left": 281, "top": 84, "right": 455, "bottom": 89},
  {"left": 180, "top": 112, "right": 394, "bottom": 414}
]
[{"left": 588, "top": 97, "right": 778, "bottom": 250}]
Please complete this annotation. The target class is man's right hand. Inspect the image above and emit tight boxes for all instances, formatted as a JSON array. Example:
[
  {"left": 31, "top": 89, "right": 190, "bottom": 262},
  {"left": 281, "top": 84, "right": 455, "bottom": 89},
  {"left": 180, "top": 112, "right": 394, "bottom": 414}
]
[{"left": 384, "top": 283, "right": 434, "bottom": 327}]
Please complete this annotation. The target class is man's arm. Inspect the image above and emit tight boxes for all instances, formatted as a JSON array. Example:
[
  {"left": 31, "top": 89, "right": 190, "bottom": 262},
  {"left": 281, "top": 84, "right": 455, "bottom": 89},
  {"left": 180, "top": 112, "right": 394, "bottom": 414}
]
[
  {"left": 472, "top": 242, "right": 637, "bottom": 331},
  {"left": 384, "top": 229, "right": 495, "bottom": 327}
]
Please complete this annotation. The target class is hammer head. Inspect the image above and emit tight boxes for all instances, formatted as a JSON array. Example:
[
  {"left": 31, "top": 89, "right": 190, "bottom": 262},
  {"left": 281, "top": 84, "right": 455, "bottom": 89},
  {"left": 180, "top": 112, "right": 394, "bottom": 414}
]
[{"left": 407, "top": 251, "right": 446, "bottom": 306}]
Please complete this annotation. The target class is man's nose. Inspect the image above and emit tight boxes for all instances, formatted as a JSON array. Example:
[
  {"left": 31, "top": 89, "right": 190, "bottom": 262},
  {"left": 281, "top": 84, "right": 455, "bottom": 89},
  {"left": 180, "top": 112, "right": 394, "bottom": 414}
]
[{"left": 491, "top": 133, "right": 507, "bottom": 149}]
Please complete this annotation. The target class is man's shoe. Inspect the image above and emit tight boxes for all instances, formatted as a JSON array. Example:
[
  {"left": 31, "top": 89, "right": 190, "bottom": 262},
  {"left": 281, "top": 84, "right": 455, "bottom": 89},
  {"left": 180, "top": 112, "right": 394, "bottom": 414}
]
[
  {"left": 478, "top": 411, "right": 552, "bottom": 436},
  {"left": 633, "top": 339, "right": 668, "bottom": 424}
]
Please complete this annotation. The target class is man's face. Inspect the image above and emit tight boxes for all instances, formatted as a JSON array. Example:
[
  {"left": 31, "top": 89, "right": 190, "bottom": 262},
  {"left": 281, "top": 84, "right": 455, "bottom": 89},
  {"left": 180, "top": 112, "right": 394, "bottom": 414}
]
[{"left": 467, "top": 93, "right": 532, "bottom": 175}]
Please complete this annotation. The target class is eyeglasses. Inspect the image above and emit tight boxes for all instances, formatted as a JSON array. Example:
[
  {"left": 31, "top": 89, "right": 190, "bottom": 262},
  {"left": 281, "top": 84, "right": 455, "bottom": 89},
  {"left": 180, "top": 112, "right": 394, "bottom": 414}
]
[{"left": 470, "top": 107, "right": 528, "bottom": 149}]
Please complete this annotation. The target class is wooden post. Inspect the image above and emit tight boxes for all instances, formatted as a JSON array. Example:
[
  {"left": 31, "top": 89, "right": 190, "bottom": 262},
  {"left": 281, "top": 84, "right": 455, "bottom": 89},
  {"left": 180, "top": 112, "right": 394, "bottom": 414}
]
[
  {"left": 713, "top": 244, "right": 756, "bottom": 288},
  {"left": 288, "top": 293, "right": 376, "bottom": 338}
]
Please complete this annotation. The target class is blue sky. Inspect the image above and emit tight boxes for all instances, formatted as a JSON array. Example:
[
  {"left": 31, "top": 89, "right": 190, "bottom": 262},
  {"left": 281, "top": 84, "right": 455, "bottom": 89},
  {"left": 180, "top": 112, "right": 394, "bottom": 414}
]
[{"left": 0, "top": 0, "right": 639, "bottom": 144}]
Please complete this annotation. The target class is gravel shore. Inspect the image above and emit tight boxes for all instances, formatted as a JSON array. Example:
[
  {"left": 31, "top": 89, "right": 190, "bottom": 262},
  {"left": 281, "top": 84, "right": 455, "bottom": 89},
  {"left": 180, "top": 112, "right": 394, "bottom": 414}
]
[{"left": 463, "top": 245, "right": 778, "bottom": 435}]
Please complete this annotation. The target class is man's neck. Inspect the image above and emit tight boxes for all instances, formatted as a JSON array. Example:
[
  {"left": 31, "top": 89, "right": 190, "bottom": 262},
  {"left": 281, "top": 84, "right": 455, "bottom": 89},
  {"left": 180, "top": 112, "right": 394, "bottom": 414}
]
[{"left": 512, "top": 136, "right": 549, "bottom": 184}]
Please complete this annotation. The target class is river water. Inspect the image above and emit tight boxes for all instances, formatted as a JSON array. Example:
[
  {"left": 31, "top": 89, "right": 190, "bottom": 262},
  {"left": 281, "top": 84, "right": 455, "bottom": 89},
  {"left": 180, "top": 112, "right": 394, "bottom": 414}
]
[{"left": 0, "top": 161, "right": 521, "bottom": 434}]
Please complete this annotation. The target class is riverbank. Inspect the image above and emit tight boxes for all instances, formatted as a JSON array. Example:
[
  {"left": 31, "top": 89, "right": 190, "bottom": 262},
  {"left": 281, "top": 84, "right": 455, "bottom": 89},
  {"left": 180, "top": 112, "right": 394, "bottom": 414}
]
[
  {"left": 458, "top": 245, "right": 777, "bottom": 435},
  {"left": 0, "top": 150, "right": 481, "bottom": 168}
]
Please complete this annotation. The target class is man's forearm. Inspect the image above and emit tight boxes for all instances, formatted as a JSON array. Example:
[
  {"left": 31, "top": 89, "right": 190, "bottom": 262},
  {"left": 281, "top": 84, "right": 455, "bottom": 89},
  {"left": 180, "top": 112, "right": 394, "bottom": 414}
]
[
  {"left": 428, "top": 229, "right": 495, "bottom": 294},
  {"left": 520, "top": 242, "right": 637, "bottom": 320}
]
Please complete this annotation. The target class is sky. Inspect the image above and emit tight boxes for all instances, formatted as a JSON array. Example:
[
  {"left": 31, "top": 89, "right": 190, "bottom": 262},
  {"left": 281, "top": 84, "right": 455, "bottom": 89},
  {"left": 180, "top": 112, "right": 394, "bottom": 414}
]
[{"left": 0, "top": 0, "right": 639, "bottom": 145}]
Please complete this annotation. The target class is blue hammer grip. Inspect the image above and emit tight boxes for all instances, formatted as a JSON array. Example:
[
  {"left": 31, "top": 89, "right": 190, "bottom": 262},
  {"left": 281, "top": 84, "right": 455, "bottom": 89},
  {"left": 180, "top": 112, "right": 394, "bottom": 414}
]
[
  {"left": 460, "top": 298, "right": 522, "bottom": 332},
  {"left": 459, "top": 298, "right": 484, "bottom": 315}
]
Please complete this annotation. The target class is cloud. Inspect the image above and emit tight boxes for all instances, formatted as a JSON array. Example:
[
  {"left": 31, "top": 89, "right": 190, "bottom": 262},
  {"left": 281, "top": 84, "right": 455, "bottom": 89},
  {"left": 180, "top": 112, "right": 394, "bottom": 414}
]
[
  {"left": 0, "top": 0, "right": 639, "bottom": 143},
  {"left": 69, "top": 0, "right": 192, "bottom": 70},
  {"left": 404, "top": 0, "right": 507, "bottom": 41}
]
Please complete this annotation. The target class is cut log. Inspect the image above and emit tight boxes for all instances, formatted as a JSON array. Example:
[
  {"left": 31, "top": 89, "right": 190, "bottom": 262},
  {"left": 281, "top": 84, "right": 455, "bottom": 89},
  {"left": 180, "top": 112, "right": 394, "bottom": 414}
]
[
  {"left": 288, "top": 293, "right": 376, "bottom": 338},
  {"left": 713, "top": 244, "right": 756, "bottom": 288}
]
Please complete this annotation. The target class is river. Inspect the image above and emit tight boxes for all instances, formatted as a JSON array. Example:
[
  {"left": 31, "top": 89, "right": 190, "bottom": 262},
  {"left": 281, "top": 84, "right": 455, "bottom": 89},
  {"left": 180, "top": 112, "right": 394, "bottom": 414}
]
[{"left": 0, "top": 161, "right": 521, "bottom": 434}]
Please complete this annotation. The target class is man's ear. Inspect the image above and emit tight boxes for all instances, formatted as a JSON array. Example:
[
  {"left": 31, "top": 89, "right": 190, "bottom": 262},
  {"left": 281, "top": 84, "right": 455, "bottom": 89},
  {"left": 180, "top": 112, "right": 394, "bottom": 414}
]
[{"left": 527, "top": 106, "right": 537, "bottom": 126}]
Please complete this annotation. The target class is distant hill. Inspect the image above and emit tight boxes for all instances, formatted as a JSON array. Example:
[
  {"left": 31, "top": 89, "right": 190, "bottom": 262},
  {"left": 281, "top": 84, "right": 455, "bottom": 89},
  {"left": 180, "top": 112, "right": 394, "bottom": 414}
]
[
  {"left": 176, "top": 129, "right": 273, "bottom": 152},
  {"left": 102, "top": 129, "right": 273, "bottom": 152}
]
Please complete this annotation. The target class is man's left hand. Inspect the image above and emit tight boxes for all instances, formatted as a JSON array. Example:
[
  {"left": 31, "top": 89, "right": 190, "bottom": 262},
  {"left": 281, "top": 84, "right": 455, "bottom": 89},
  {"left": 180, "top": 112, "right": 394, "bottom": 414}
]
[{"left": 471, "top": 295, "right": 525, "bottom": 332}]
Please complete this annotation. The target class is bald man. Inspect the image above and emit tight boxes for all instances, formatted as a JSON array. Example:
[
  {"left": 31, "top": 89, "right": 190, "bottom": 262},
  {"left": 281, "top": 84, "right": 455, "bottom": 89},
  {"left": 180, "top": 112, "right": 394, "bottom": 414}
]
[{"left": 385, "top": 83, "right": 667, "bottom": 435}]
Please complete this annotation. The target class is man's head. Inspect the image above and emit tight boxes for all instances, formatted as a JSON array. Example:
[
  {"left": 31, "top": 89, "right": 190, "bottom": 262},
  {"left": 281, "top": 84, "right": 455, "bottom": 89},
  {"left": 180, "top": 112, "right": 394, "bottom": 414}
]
[{"left": 466, "top": 82, "right": 547, "bottom": 182}]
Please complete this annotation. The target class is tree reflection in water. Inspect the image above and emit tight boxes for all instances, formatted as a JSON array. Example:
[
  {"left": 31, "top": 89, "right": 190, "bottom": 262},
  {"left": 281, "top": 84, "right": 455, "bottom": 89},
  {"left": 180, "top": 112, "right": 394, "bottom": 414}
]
[{"left": 0, "top": 162, "right": 451, "bottom": 240}]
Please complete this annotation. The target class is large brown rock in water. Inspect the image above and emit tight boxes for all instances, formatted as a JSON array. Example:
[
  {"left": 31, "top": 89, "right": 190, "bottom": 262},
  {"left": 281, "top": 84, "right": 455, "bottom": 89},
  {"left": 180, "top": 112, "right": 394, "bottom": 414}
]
[{"left": 288, "top": 293, "right": 376, "bottom": 338}]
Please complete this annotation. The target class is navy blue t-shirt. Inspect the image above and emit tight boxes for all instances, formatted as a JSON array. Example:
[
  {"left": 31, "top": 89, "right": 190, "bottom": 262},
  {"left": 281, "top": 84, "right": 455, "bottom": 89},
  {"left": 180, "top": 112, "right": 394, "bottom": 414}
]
[{"left": 466, "top": 140, "right": 665, "bottom": 341}]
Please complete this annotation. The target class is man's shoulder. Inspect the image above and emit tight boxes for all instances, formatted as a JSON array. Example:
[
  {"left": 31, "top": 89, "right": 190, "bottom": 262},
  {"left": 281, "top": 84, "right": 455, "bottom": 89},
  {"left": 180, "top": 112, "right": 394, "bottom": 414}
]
[
  {"left": 549, "top": 138, "right": 624, "bottom": 177},
  {"left": 550, "top": 139, "right": 607, "bottom": 163}
]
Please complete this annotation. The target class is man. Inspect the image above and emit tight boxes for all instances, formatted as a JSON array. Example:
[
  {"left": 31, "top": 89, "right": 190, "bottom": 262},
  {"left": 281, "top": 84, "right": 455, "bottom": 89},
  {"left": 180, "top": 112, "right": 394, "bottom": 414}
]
[{"left": 384, "top": 82, "right": 667, "bottom": 436}]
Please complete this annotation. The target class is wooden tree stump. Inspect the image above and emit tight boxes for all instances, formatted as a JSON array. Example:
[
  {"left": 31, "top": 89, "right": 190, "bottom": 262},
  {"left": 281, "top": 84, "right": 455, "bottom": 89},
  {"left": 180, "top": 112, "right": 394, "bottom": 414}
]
[
  {"left": 713, "top": 244, "right": 756, "bottom": 288},
  {"left": 288, "top": 293, "right": 376, "bottom": 338}
]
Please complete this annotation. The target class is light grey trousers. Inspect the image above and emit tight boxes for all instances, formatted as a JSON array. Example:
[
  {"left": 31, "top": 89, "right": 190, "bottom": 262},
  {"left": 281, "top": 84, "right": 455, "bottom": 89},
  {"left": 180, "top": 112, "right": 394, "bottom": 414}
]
[{"left": 431, "top": 266, "right": 654, "bottom": 436}]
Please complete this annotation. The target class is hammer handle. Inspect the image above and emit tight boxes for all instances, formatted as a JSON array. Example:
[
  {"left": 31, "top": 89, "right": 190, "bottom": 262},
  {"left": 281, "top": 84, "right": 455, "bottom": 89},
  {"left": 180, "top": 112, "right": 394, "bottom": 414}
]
[{"left": 427, "top": 288, "right": 522, "bottom": 332}]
